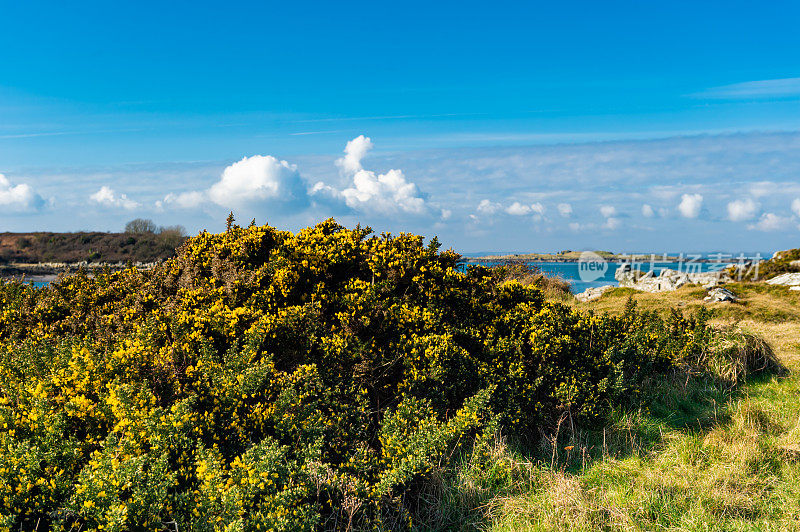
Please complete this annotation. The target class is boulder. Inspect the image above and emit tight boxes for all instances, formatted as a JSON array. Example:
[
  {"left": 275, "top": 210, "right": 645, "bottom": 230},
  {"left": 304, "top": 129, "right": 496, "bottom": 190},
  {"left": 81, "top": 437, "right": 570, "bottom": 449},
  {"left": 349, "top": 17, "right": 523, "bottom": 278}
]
[
  {"left": 574, "top": 285, "right": 615, "bottom": 302},
  {"left": 614, "top": 265, "right": 730, "bottom": 293},
  {"left": 704, "top": 287, "right": 738, "bottom": 303},
  {"left": 765, "top": 272, "right": 800, "bottom": 287}
]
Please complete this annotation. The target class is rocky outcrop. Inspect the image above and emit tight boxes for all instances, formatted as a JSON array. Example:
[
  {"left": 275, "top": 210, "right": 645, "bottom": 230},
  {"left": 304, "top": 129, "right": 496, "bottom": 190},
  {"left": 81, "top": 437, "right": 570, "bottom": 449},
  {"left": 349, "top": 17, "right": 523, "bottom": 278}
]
[
  {"left": 614, "top": 265, "right": 731, "bottom": 293},
  {"left": 765, "top": 272, "right": 800, "bottom": 288},
  {"left": 574, "top": 285, "right": 614, "bottom": 302},
  {"left": 705, "top": 287, "right": 738, "bottom": 302}
]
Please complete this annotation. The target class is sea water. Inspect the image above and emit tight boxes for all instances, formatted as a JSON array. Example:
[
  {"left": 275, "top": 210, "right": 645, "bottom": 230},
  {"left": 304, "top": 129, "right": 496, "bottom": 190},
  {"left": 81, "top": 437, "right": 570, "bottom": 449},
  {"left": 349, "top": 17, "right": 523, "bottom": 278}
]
[
  {"left": 12, "top": 261, "right": 737, "bottom": 294},
  {"left": 464, "top": 260, "right": 735, "bottom": 294}
]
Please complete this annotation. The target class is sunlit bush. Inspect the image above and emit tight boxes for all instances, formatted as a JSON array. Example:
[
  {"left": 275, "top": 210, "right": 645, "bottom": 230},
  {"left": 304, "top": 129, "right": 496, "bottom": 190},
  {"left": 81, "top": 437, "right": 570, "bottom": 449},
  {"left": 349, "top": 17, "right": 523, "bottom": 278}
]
[{"left": 0, "top": 219, "right": 711, "bottom": 530}]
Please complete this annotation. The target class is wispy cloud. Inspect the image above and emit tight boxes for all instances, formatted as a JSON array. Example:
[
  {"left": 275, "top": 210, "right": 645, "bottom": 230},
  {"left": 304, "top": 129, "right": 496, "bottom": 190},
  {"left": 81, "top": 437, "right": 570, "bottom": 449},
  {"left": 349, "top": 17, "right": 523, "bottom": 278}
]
[
  {"left": 289, "top": 130, "right": 347, "bottom": 136},
  {"left": 291, "top": 113, "right": 480, "bottom": 124},
  {"left": 0, "top": 127, "right": 145, "bottom": 140},
  {"left": 695, "top": 77, "right": 800, "bottom": 99}
]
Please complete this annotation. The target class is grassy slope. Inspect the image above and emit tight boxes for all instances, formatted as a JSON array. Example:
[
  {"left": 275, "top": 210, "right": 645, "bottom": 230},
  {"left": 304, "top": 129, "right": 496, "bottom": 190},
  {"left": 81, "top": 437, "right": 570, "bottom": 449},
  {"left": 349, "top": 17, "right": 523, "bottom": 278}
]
[{"left": 436, "top": 283, "right": 800, "bottom": 531}]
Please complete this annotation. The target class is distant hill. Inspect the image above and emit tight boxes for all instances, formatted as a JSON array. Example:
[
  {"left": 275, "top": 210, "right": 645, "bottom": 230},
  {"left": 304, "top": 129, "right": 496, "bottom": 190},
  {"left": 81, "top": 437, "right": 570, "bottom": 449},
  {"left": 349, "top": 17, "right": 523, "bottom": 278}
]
[{"left": 0, "top": 231, "right": 187, "bottom": 264}]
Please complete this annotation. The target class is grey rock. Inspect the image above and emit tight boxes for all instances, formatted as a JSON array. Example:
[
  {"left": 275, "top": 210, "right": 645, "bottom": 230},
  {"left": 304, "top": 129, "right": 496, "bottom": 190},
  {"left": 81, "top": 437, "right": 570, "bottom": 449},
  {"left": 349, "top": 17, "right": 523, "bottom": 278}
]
[
  {"left": 574, "top": 285, "right": 614, "bottom": 302},
  {"left": 615, "top": 265, "right": 730, "bottom": 293},
  {"left": 704, "top": 287, "right": 738, "bottom": 302},
  {"left": 766, "top": 273, "right": 800, "bottom": 287}
]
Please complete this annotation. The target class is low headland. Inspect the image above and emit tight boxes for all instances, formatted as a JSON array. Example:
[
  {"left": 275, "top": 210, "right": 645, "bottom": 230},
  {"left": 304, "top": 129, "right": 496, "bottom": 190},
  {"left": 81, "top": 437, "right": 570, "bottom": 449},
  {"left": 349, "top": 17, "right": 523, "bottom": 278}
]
[{"left": 0, "top": 219, "right": 188, "bottom": 281}]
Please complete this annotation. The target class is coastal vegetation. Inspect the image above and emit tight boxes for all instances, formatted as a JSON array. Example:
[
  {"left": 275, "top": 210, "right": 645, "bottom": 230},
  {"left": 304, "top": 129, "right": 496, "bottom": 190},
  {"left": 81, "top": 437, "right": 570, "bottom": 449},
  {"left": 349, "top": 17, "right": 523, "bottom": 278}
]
[
  {"left": 0, "top": 220, "right": 794, "bottom": 530},
  {"left": 748, "top": 248, "right": 800, "bottom": 280},
  {"left": 0, "top": 220, "right": 187, "bottom": 266}
]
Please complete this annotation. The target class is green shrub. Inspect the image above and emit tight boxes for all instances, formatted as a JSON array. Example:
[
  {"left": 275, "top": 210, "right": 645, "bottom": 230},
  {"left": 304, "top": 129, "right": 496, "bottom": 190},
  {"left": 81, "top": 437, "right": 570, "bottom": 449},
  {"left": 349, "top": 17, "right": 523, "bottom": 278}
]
[{"left": 0, "top": 220, "right": 719, "bottom": 530}]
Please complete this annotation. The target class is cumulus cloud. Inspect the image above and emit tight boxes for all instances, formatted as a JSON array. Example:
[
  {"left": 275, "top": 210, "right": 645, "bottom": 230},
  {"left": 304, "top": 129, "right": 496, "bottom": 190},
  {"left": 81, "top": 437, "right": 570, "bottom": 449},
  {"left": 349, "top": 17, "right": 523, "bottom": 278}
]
[
  {"left": 678, "top": 193, "right": 703, "bottom": 218},
  {"left": 504, "top": 202, "right": 545, "bottom": 218},
  {"left": 792, "top": 198, "right": 800, "bottom": 218},
  {"left": 209, "top": 156, "right": 307, "bottom": 208},
  {"left": 748, "top": 212, "right": 793, "bottom": 232},
  {"left": 557, "top": 203, "right": 572, "bottom": 217},
  {"left": 340, "top": 168, "right": 427, "bottom": 215},
  {"left": 505, "top": 202, "right": 531, "bottom": 216},
  {"left": 477, "top": 199, "right": 502, "bottom": 215},
  {"left": 313, "top": 136, "right": 434, "bottom": 217},
  {"left": 603, "top": 217, "right": 621, "bottom": 230},
  {"left": 726, "top": 198, "right": 759, "bottom": 222},
  {"left": 336, "top": 135, "right": 373, "bottom": 174},
  {"left": 90, "top": 186, "right": 140, "bottom": 210},
  {"left": 0, "top": 173, "right": 45, "bottom": 213},
  {"left": 600, "top": 205, "right": 617, "bottom": 218},
  {"left": 160, "top": 155, "right": 309, "bottom": 212},
  {"left": 641, "top": 204, "right": 655, "bottom": 218}
]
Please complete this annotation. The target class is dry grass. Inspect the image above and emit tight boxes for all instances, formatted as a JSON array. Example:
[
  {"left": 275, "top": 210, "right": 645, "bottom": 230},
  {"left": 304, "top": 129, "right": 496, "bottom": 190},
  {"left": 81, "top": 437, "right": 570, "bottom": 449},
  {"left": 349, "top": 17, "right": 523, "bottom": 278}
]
[
  {"left": 574, "top": 282, "right": 800, "bottom": 323},
  {"left": 718, "top": 320, "right": 800, "bottom": 369}
]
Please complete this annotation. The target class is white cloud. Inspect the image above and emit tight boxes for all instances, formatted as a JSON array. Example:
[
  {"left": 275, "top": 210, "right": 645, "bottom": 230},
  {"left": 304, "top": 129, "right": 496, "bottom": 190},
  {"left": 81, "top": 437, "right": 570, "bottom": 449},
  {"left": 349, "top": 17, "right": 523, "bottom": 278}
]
[
  {"left": 641, "top": 204, "right": 655, "bottom": 218},
  {"left": 335, "top": 134, "right": 373, "bottom": 174},
  {"left": 340, "top": 168, "right": 427, "bottom": 215},
  {"left": 0, "top": 173, "right": 45, "bottom": 213},
  {"left": 208, "top": 155, "right": 306, "bottom": 208},
  {"left": 748, "top": 212, "right": 793, "bottom": 232},
  {"left": 678, "top": 193, "right": 703, "bottom": 218},
  {"left": 505, "top": 201, "right": 545, "bottom": 217},
  {"left": 792, "top": 198, "right": 800, "bottom": 218},
  {"left": 557, "top": 203, "right": 572, "bottom": 217},
  {"left": 90, "top": 186, "right": 140, "bottom": 210},
  {"left": 160, "top": 155, "right": 309, "bottom": 211},
  {"left": 726, "top": 198, "right": 759, "bottom": 222},
  {"left": 603, "top": 217, "right": 620, "bottom": 230},
  {"left": 477, "top": 199, "right": 501, "bottom": 215},
  {"left": 319, "top": 136, "right": 431, "bottom": 216},
  {"left": 600, "top": 205, "right": 617, "bottom": 218},
  {"left": 506, "top": 202, "right": 531, "bottom": 216},
  {"left": 157, "top": 191, "right": 206, "bottom": 210}
]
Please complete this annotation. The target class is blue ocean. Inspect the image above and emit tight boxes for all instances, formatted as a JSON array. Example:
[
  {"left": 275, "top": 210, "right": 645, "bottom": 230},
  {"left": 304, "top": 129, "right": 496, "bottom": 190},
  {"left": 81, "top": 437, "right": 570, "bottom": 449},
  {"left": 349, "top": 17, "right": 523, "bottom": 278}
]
[
  {"left": 13, "top": 259, "right": 747, "bottom": 294},
  {"left": 464, "top": 260, "right": 736, "bottom": 294}
]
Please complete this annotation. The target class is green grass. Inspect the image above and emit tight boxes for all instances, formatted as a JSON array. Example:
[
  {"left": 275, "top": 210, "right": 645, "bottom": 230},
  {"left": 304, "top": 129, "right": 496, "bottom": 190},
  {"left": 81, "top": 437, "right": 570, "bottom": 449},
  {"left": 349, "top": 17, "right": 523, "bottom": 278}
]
[
  {"left": 420, "top": 371, "right": 800, "bottom": 531},
  {"left": 417, "top": 284, "right": 800, "bottom": 531}
]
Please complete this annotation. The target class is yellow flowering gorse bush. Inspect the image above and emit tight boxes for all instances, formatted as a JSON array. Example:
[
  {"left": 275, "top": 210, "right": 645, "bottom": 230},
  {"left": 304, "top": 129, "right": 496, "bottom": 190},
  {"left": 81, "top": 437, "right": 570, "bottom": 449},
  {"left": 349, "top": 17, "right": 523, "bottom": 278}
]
[{"left": 0, "top": 219, "right": 712, "bottom": 530}]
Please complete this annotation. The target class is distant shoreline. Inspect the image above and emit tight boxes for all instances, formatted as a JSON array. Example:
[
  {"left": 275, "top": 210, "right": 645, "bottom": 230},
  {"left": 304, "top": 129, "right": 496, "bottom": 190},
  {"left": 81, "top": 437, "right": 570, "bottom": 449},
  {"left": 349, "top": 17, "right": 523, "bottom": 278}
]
[
  {"left": 465, "top": 255, "right": 736, "bottom": 264},
  {"left": 0, "top": 262, "right": 156, "bottom": 281}
]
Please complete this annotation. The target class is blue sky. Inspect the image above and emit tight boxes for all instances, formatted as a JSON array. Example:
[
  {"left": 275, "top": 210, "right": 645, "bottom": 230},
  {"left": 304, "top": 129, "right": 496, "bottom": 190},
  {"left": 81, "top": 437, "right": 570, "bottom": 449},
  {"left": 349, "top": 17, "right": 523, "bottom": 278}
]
[{"left": 2, "top": 1, "right": 800, "bottom": 253}]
